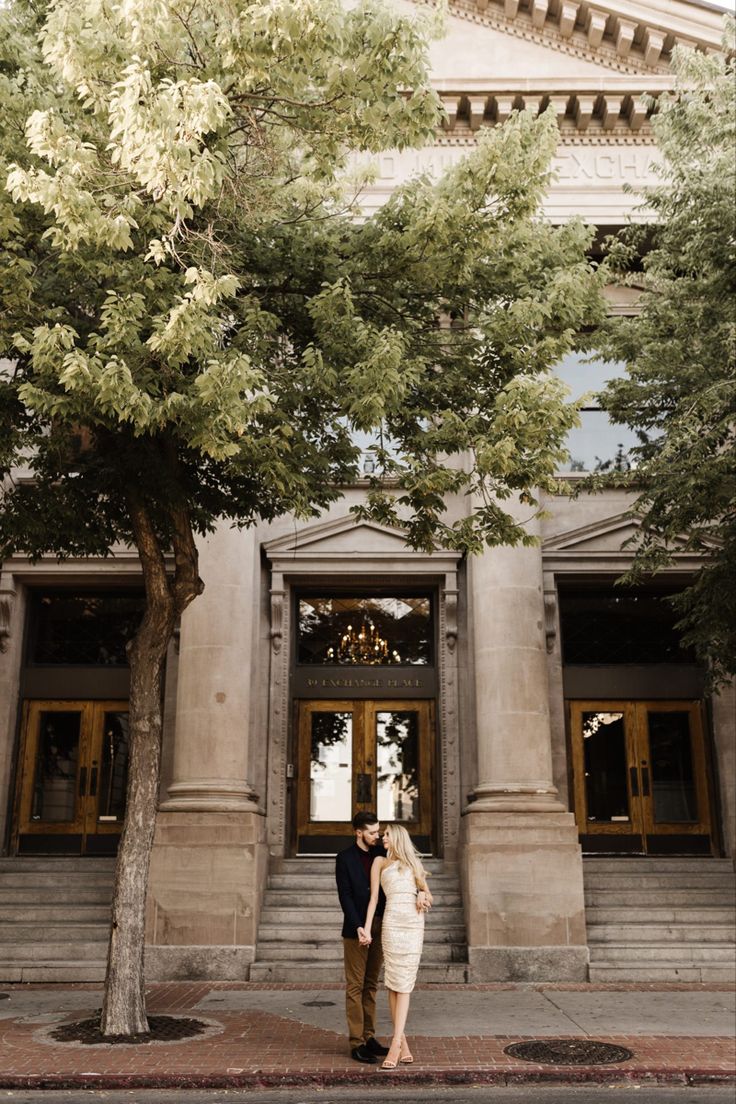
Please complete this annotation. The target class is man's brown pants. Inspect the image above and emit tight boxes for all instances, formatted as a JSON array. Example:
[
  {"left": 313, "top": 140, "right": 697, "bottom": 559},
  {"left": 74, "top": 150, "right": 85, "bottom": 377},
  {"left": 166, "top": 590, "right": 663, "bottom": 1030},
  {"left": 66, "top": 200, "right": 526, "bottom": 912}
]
[{"left": 343, "top": 920, "right": 383, "bottom": 1050}]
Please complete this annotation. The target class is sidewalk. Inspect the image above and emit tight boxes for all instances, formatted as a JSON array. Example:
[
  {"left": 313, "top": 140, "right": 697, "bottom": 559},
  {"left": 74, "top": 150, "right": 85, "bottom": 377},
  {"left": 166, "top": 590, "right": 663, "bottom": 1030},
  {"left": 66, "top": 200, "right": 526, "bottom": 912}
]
[{"left": 0, "top": 981, "right": 734, "bottom": 1090}]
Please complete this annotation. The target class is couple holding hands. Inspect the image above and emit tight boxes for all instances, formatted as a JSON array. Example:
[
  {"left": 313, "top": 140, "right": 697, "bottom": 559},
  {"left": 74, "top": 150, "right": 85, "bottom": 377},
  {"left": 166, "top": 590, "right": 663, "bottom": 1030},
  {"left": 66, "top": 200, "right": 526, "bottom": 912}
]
[{"left": 335, "top": 811, "right": 433, "bottom": 1070}]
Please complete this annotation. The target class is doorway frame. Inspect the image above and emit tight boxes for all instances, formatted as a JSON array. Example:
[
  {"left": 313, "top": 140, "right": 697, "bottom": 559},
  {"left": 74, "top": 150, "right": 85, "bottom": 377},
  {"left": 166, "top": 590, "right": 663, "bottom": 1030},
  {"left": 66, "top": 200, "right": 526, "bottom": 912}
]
[
  {"left": 263, "top": 514, "right": 462, "bottom": 859},
  {"left": 12, "top": 698, "right": 130, "bottom": 855},
  {"left": 569, "top": 698, "right": 715, "bottom": 854}
]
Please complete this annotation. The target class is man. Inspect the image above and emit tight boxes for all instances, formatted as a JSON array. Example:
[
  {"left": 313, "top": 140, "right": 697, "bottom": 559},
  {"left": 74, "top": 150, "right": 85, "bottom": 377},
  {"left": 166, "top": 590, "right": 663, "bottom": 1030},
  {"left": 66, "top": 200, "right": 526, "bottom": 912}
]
[{"left": 335, "top": 811, "right": 389, "bottom": 1064}]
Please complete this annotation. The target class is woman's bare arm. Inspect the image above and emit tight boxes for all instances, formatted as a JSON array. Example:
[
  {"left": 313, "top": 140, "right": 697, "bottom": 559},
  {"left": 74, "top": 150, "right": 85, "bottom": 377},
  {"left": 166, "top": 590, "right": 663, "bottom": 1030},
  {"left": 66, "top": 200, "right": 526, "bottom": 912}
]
[{"left": 358, "top": 857, "right": 384, "bottom": 944}]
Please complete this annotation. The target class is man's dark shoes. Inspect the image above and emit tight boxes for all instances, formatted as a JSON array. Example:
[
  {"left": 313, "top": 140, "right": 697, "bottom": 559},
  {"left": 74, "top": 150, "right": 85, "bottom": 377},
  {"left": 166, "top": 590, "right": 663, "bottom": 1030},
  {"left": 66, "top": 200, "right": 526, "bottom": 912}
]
[
  {"left": 351, "top": 1044, "right": 377, "bottom": 1064},
  {"left": 364, "top": 1037, "right": 390, "bottom": 1057}
]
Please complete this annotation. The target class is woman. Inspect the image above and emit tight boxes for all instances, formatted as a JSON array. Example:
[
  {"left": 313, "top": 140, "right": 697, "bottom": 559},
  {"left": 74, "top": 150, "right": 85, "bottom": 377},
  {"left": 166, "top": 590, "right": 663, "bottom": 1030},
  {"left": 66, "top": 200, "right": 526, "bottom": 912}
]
[{"left": 358, "top": 824, "right": 433, "bottom": 1070}]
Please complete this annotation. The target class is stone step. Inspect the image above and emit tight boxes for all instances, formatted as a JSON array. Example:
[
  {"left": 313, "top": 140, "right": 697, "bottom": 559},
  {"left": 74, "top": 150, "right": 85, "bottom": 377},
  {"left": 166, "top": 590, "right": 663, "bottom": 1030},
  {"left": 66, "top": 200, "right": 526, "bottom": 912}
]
[
  {"left": 0, "top": 871, "right": 115, "bottom": 889},
  {"left": 0, "top": 904, "right": 111, "bottom": 923},
  {"left": 273, "top": 859, "right": 452, "bottom": 874},
  {"left": 587, "top": 922, "right": 735, "bottom": 943},
  {"left": 583, "top": 858, "right": 733, "bottom": 872},
  {"left": 254, "top": 942, "right": 467, "bottom": 963},
  {"left": 588, "top": 942, "right": 735, "bottom": 963},
  {"left": 584, "top": 888, "right": 736, "bottom": 906},
  {"left": 259, "top": 906, "right": 465, "bottom": 926},
  {"left": 257, "top": 924, "right": 466, "bottom": 943},
  {"left": 585, "top": 906, "right": 735, "bottom": 924},
  {"left": 0, "top": 961, "right": 108, "bottom": 984},
  {"left": 0, "top": 886, "right": 114, "bottom": 905},
  {"left": 583, "top": 873, "right": 734, "bottom": 890},
  {"left": 268, "top": 874, "right": 459, "bottom": 892},
  {"left": 589, "top": 963, "right": 736, "bottom": 983},
  {"left": 263, "top": 890, "right": 464, "bottom": 908},
  {"left": 0, "top": 922, "right": 110, "bottom": 943},
  {"left": 0, "top": 940, "right": 108, "bottom": 963},
  {"left": 248, "top": 961, "right": 470, "bottom": 984},
  {"left": 0, "top": 857, "right": 115, "bottom": 873}
]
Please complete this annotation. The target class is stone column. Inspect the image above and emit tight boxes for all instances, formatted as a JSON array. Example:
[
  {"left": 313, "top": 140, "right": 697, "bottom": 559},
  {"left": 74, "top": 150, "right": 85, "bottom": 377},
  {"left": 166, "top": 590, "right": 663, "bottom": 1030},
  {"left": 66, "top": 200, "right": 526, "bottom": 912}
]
[
  {"left": 146, "top": 523, "right": 268, "bottom": 981},
  {"left": 461, "top": 502, "right": 588, "bottom": 981}
]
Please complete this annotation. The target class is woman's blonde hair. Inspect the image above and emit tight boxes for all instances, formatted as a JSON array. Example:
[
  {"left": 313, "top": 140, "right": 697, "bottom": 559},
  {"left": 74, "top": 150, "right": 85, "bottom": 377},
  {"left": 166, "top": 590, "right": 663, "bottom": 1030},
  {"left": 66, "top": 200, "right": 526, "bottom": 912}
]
[{"left": 384, "top": 824, "right": 429, "bottom": 891}]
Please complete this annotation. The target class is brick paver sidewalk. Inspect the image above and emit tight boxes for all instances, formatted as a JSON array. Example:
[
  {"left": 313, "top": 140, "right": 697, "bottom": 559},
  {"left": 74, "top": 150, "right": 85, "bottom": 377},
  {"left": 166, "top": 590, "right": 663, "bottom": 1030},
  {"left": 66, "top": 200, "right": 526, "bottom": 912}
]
[{"left": 0, "top": 982, "right": 734, "bottom": 1090}]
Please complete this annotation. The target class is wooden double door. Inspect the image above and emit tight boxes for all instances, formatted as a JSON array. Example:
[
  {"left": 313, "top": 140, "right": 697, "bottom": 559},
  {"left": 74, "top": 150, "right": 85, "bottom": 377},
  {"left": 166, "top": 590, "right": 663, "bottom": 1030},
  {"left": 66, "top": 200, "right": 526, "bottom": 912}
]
[
  {"left": 570, "top": 700, "right": 714, "bottom": 854},
  {"left": 296, "top": 699, "right": 434, "bottom": 853},
  {"left": 14, "top": 700, "right": 129, "bottom": 855}
]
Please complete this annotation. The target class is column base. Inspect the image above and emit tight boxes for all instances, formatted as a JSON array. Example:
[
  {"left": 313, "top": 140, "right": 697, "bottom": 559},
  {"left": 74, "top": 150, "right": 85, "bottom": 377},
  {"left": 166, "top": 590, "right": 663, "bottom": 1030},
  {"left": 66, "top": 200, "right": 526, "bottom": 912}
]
[
  {"left": 461, "top": 809, "right": 588, "bottom": 983},
  {"left": 160, "top": 781, "right": 262, "bottom": 813},
  {"left": 146, "top": 810, "right": 267, "bottom": 981},
  {"left": 469, "top": 946, "right": 589, "bottom": 983}
]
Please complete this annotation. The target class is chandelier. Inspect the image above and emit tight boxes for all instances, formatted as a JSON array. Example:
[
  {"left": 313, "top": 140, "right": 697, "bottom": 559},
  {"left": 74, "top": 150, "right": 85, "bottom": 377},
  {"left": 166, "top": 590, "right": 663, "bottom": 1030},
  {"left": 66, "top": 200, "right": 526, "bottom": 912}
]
[{"left": 326, "top": 620, "right": 399, "bottom": 665}]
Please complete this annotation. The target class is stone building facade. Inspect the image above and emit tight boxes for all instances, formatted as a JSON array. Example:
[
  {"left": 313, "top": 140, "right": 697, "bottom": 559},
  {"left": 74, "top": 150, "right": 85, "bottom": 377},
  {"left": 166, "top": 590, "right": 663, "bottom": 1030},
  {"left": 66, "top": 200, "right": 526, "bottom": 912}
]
[{"left": 1, "top": 0, "right": 734, "bottom": 984}]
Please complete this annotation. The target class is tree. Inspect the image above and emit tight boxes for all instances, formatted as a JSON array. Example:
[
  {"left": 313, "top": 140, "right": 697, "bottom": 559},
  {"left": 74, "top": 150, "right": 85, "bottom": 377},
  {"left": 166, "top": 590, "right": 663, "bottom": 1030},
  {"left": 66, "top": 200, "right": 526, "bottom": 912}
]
[
  {"left": 0, "top": 0, "right": 603, "bottom": 1034},
  {"left": 597, "top": 35, "right": 736, "bottom": 685}
]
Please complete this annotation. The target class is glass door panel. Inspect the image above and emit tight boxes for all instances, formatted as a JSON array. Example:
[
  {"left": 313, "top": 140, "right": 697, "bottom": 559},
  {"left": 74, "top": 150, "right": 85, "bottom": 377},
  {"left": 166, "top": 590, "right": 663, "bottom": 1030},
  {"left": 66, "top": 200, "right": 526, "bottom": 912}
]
[
  {"left": 296, "top": 699, "right": 434, "bottom": 853},
  {"left": 16, "top": 700, "right": 128, "bottom": 854},
  {"left": 309, "top": 710, "right": 353, "bottom": 822},
  {"left": 570, "top": 700, "right": 713, "bottom": 855},
  {"left": 635, "top": 703, "right": 711, "bottom": 851}
]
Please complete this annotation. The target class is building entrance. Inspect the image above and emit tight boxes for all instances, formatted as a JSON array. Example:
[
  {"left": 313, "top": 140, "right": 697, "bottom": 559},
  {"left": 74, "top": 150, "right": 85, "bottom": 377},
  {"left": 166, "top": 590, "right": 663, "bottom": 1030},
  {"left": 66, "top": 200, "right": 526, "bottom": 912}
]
[
  {"left": 570, "top": 700, "right": 714, "bottom": 854},
  {"left": 295, "top": 699, "right": 434, "bottom": 854},
  {"left": 13, "top": 700, "right": 129, "bottom": 855}
]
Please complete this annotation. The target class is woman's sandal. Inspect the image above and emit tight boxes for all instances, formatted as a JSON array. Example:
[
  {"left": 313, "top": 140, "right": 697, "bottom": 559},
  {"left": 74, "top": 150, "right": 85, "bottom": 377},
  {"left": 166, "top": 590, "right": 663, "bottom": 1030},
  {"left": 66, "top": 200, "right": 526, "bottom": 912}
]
[
  {"left": 381, "top": 1041, "right": 402, "bottom": 1070},
  {"left": 400, "top": 1035, "right": 414, "bottom": 1064}
]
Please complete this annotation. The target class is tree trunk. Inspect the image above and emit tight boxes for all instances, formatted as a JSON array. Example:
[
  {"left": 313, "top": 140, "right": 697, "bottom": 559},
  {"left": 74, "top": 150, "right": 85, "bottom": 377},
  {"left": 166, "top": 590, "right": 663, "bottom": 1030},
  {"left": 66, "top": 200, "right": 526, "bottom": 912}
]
[
  {"left": 100, "top": 484, "right": 201, "bottom": 1036},
  {"left": 99, "top": 604, "right": 172, "bottom": 1035}
]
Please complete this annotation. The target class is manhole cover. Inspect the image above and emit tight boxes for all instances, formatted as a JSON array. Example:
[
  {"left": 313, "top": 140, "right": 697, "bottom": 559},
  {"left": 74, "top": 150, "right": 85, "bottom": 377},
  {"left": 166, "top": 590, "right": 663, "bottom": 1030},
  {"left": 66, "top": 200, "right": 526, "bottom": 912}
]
[
  {"left": 504, "top": 1040, "right": 633, "bottom": 1066},
  {"left": 50, "top": 1014, "right": 209, "bottom": 1046},
  {"left": 302, "top": 999, "right": 336, "bottom": 1008}
]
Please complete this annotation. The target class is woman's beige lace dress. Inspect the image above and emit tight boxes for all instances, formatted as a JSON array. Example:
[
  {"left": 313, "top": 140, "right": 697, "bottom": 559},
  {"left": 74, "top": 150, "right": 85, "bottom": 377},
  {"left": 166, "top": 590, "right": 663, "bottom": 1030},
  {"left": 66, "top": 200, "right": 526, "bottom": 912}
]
[{"left": 380, "top": 861, "right": 424, "bottom": 993}]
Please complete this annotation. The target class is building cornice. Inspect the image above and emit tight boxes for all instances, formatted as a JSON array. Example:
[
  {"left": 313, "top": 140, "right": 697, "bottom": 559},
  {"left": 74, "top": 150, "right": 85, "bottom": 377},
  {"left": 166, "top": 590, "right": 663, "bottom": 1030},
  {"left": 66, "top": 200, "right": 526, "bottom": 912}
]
[{"left": 428, "top": 0, "right": 725, "bottom": 77}]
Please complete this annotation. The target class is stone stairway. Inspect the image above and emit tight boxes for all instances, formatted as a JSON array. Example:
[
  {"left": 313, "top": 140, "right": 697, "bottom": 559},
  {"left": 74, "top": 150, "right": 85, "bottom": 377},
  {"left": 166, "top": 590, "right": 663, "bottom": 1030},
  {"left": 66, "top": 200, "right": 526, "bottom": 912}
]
[
  {"left": 584, "top": 857, "right": 736, "bottom": 983},
  {"left": 0, "top": 857, "right": 114, "bottom": 982},
  {"left": 250, "top": 857, "right": 469, "bottom": 983}
]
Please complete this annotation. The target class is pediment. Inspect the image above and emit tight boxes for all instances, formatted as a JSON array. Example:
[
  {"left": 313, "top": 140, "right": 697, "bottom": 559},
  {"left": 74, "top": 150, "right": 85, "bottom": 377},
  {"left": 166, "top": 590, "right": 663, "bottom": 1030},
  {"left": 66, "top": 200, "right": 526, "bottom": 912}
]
[
  {"left": 264, "top": 514, "right": 462, "bottom": 577},
  {"left": 425, "top": 7, "right": 628, "bottom": 81},
  {"left": 543, "top": 512, "right": 644, "bottom": 553},
  {"left": 543, "top": 510, "right": 715, "bottom": 556},
  {"left": 265, "top": 515, "right": 413, "bottom": 558}
]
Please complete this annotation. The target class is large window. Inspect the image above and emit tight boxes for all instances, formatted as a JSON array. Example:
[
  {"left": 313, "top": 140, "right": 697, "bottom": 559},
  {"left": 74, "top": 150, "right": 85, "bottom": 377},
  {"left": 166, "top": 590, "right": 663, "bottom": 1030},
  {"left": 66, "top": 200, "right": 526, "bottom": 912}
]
[
  {"left": 297, "top": 594, "right": 433, "bottom": 666},
  {"left": 29, "top": 591, "right": 145, "bottom": 666},
  {"left": 559, "top": 585, "right": 697, "bottom": 665},
  {"left": 554, "top": 352, "right": 643, "bottom": 474}
]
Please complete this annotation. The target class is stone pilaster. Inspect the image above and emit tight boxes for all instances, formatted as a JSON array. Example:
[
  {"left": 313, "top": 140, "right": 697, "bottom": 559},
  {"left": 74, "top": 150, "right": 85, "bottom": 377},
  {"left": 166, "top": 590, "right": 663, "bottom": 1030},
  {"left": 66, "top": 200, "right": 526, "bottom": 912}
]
[
  {"left": 461, "top": 503, "right": 588, "bottom": 981},
  {"left": 147, "top": 523, "right": 267, "bottom": 980}
]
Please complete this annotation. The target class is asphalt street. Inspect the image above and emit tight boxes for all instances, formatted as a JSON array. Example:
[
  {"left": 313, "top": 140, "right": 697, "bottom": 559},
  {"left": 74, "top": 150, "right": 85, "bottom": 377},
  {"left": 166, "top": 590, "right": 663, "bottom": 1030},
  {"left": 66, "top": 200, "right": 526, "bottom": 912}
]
[{"left": 1, "top": 1088, "right": 734, "bottom": 1103}]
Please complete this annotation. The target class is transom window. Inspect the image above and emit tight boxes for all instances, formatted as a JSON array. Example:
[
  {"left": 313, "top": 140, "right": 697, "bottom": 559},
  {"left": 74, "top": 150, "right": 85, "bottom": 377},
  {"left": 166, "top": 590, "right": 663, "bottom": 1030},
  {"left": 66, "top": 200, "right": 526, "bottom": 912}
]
[
  {"left": 297, "top": 594, "right": 433, "bottom": 666},
  {"left": 554, "top": 352, "right": 643, "bottom": 474},
  {"left": 29, "top": 591, "right": 145, "bottom": 666}
]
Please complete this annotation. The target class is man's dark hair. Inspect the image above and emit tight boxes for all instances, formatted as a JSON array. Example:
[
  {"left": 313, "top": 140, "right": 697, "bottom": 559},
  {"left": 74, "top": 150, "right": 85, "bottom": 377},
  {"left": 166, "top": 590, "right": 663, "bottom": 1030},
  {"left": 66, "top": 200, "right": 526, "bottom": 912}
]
[{"left": 352, "top": 811, "right": 379, "bottom": 831}]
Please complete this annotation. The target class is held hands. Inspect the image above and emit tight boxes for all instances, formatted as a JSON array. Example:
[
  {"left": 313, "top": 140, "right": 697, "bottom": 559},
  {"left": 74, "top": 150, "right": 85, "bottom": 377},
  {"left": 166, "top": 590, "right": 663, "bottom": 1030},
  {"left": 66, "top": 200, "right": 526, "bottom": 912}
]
[
  {"left": 416, "top": 889, "right": 433, "bottom": 913},
  {"left": 357, "top": 926, "right": 372, "bottom": 946}
]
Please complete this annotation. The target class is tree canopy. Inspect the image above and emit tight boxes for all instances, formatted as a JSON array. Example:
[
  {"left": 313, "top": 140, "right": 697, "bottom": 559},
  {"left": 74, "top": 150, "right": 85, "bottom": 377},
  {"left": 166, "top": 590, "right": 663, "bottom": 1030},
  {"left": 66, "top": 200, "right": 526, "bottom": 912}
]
[
  {"left": 597, "top": 37, "right": 736, "bottom": 685},
  {"left": 0, "top": 0, "right": 603, "bottom": 1034}
]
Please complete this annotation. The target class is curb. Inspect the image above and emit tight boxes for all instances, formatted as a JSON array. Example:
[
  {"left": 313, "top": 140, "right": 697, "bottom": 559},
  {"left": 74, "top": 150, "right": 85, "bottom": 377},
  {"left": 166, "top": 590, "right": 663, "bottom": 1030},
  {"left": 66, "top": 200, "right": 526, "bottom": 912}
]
[{"left": 1, "top": 1069, "right": 734, "bottom": 1090}]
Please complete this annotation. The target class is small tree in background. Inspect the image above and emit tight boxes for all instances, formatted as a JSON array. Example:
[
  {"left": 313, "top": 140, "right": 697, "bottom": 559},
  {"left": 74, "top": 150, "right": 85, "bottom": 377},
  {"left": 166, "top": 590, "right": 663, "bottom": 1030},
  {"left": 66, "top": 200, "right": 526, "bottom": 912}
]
[
  {"left": 1, "top": 0, "right": 603, "bottom": 1034},
  {"left": 597, "top": 37, "right": 736, "bottom": 685}
]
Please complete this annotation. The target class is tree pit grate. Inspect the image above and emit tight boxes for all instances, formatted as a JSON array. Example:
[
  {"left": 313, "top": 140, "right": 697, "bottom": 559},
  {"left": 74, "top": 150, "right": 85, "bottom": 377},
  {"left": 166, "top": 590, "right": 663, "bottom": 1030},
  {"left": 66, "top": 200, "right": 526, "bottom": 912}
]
[
  {"left": 50, "top": 1014, "right": 209, "bottom": 1046},
  {"left": 504, "top": 1040, "right": 633, "bottom": 1066}
]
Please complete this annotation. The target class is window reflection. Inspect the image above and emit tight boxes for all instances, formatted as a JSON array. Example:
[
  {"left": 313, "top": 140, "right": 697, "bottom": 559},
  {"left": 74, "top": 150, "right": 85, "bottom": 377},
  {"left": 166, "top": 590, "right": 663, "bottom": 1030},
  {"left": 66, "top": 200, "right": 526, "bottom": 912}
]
[
  {"left": 31, "top": 711, "right": 80, "bottom": 823},
  {"left": 298, "top": 596, "right": 432, "bottom": 666},
  {"left": 648, "top": 711, "right": 698, "bottom": 823},
  {"left": 376, "top": 711, "right": 419, "bottom": 822},
  {"left": 583, "top": 711, "right": 630, "bottom": 822},
  {"left": 309, "top": 712, "right": 353, "bottom": 822},
  {"left": 553, "top": 352, "right": 645, "bottom": 473},
  {"left": 98, "top": 713, "right": 130, "bottom": 821},
  {"left": 31, "top": 592, "right": 145, "bottom": 666}
]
